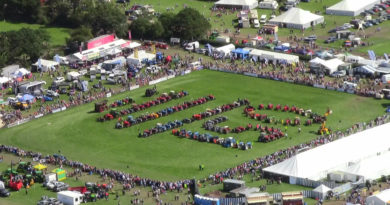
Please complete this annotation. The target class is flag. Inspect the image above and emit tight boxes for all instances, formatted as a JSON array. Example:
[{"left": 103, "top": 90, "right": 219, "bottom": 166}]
[
  {"left": 38, "top": 58, "right": 42, "bottom": 68},
  {"left": 384, "top": 53, "right": 389, "bottom": 61},
  {"left": 128, "top": 30, "right": 132, "bottom": 40},
  {"left": 252, "top": 55, "right": 257, "bottom": 62},
  {"left": 54, "top": 54, "right": 60, "bottom": 63}
]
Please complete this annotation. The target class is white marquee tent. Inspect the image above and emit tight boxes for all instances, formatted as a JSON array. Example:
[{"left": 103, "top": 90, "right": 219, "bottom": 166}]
[
  {"left": 326, "top": 0, "right": 380, "bottom": 16},
  {"left": 214, "top": 44, "right": 235, "bottom": 57},
  {"left": 310, "top": 57, "right": 344, "bottom": 74},
  {"left": 366, "top": 189, "right": 390, "bottom": 205},
  {"left": 249, "top": 49, "right": 299, "bottom": 63},
  {"left": 33, "top": 59, "right": 59, "bottom": 72},
  {"left": 268, "top": 8, "right": 324, "bottom": 29},
  {"left": 313, "top": 184, "right": 332, "bottom": 199},
  {"left": 215, "top": 0, "right": 258, "bottom": 10},
  {"left": 263, "top": 123, "right": 390, "bottom": 181}
]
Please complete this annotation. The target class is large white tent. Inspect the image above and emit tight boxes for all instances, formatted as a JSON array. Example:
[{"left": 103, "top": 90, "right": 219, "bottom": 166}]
[
  {"left": 33, "top": 59, "right": 59, "bottom": 72},
  {"left": 366, "top": 189, "right": 390, "bottom": 205},
  {"left": 215, "top": 0, "right": 258, "bottom": 10},
  {"left": 214, "top": 44, "right": 235, "bottom": 57},
  {"left": 249, "top": 49, "right": 299, "bottom": 63},
  {"left": 310, "top": 57, "right": 344, "bottom": 74},
  {"left": 313, "top": 184, "right": 332, "bottom": 199},
  {"left": 263, "top": 123, "right": 390, "bottom": 181},
  {"left": 268, "top": 8, "right": 324, "bottom": 29},
  {"left": 326, "top": 0, "right": 380, "bottom": 16}
]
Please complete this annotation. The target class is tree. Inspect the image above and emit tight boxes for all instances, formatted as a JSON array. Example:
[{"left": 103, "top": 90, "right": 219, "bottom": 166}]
[
  {"left": 0, "top": 33, "right": 10, "bottom": 67},
  {"left": 65, "top": 26, "right": 93, "bottom": 54},
  {"left": 171, "top": 8, "right": 211, "bottom": 41},
  {"left": 129, "top": 17, "right": 152, "bottom": 40},
  {"left": 45, "top": 0, "right": 74, "bottom": 27},
  {"left": 0, "top": 0, "right": 43, "bottom": 23},
  {"left": 158, "top": 13, "right": 175, "bottom": 39},
  {"left": 82, "top": 1, "right": 127, "bottom": 37},
  {"left": 1, "top": 28, "right": 50, "bottom": 66}
]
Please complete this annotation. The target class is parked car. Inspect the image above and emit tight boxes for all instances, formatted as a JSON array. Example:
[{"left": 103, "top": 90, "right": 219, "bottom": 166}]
[
  {"left": 53, "top": 77, "right": 65, "bottom": 84},
  {"left": 156, "top": 42, "right": 169, "bottom": 49},
  {"left": 304, "top": 35, "right": 317, "bottom": 42},
  {"left": 0, "top": 188, "right": 10, "bottom": 197},
  {"left": 280, "top": 5, "right": 289, "bottom": 11},
  {"left": 46, "top": 90, "right": 59, "bottom": 98},
  {"left": 325, "top": 36, "right": 337, "bottom": 44},
  {"left": 59, "top": 88, "right": 68, "bottom": 95},
  {"left": 195, "top": 48, "right": 207, "bottom": 54},
  {"left": 331, "top": 70, "right": 347, "bottom": 78},
  {"left": 129, "top": 15, "right": 137, "bottom": 20},
  {"left": 53, "top": 183, "right": 69, "bottom": 192}
]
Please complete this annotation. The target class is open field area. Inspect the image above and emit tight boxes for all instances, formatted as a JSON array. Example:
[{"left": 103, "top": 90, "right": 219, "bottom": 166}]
[
  {"left": 0, "top": 70, "right": 386, "bottom": 181},
  {"left": 0, "top": 21, "right": 71, "bottom": 46}
]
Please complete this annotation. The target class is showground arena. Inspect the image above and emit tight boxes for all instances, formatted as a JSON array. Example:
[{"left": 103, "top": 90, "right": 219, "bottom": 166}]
[{"left": 0, "top": 69, "right": 386, "bottom": 182}]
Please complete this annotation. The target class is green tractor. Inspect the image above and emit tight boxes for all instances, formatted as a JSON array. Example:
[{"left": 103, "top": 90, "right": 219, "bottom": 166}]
[
  {"left": 33, "top": 171, "right": 44, "bottom": 183},
  {"left": 16, "top": 162, "right": 32, "bottom": 174},
  {"left": 209, "top": 31, "right": 219, "bottom": 40}
]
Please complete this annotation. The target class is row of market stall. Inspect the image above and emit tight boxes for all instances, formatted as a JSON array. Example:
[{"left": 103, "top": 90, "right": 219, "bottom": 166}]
[{"left": 209, "top": 43, "right": 300, "bottom": 63}]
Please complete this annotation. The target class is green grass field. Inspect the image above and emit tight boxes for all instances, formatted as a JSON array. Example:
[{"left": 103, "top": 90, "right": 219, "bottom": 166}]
[
  {"left": 0, "top": 70, "right": 386, "bottom": 181},
  {"left": 0, "top": 21, "right": 71, "bottom": 46}
]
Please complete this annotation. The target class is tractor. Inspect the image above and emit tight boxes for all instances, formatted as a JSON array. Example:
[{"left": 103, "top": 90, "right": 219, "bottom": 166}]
[
  {"left": 317, "top": 108, "right": 332, "bottom": 135},
  {"left": 145, "top": 85, "right": 158, "bottom": 97}
]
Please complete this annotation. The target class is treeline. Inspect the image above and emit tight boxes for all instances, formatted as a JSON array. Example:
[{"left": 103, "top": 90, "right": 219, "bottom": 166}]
[
  {"left": 0, "top": 28, "right": 50, "bottom": 67},
  {"left": 130, "top": 8, "right": 211, "bottom": 41},
  {"left": 0, "top": 0, "right": 127, "bottom": 37}
]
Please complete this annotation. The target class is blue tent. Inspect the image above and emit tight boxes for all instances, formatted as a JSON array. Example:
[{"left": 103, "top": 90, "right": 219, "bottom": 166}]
[
  {"left": 231, "top": 48, "right": 249, "bottom": 59},
  {"left": 19, "top": 94, "right": 35, "bottom": 102}
]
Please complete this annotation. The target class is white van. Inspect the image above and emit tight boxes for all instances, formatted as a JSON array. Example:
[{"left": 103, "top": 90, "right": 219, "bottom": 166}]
[
  {"left": 253, "top": 19, "right": 260, "bottom": 28},
  {"left": 382, "top": 74, "right": 390, "bottom": 84},
  {"left": 185, "top": 41, "right": 200, "bottom": 51},
  {"left": 57, "top": 191, "right": 83, "bottom": 205},
  {"left": 259, "top": 0, "right": 279, "bottom": 9},
  {"left": 343, "top": 81, "right": 357, "bottom": 90},
  {"left": 260, "top": 15, "right": 267, "bottom": 24}
]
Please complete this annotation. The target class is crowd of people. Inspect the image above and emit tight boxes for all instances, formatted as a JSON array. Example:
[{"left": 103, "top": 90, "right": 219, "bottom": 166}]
[{"left": 204, "top": 57, "right": 383, "bottom": 98}]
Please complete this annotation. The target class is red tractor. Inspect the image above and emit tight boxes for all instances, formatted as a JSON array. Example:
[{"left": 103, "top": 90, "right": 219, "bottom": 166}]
[{"left": 9, "top": 175, "right": 23, "bottom": 191}]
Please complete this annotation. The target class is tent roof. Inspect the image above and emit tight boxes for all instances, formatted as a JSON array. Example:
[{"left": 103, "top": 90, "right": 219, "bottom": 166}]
[
  {"left": 215, "top": 0, "right": 258, "bottom": 6},
  {"left": 34, "top": 164, "right": 47, "bottom": 170},
  {"left": 327, "top": 0, "right": 379, "bottom": 12},
  {"left": 269, "top": 8, "right": 324, "bottom": 25},
  {"left": 33, "top": 59, "right": 59, "bottom": 67},
  {"left": 0, "top": 77, "right": 11, "bottom": 84},
  {"left": 313, "top": 184, "right": 332, "bottom": 194},
  {"left": 367, "top": 189, "right": 390, "bottom": 204},
  {"left": 249, "top": 49, "right": 299, "bottom": 63},
  {"left": 264, "top": 123, "right": 390, "bottom": 181},
  {"left": 215, "top": 44, "right": 236, "bottom": 54}
]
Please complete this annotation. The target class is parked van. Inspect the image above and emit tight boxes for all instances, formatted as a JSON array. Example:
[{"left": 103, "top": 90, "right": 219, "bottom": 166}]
[
  {"left": 260, "top": 15, "right": 267, "bottom": 24},
  {"left": 185, "top": 41, "right": 200, "bottom": 51},
  {"left": 259, "top": 0, "right": 279, "bottom": 9},
  {"left": 253, "top": 19, "right": 260, "bottom": 28}
]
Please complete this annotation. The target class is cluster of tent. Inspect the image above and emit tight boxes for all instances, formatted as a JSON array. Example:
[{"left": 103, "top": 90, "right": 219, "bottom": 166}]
[
  {"left": 98, "top": 91, "right": 188, "bottom": 121},
  {"left": 172, "top": 129, "right": 253, "bottom": 150},
  {"left": 114, "top": 95, "right": 215, "bottom": 129}
]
